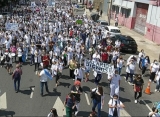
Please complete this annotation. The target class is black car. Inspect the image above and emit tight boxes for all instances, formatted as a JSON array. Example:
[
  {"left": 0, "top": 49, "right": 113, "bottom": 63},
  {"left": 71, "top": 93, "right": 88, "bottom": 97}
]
[{"left": 111, "top": 35, "right": 137, "bottom": 53}]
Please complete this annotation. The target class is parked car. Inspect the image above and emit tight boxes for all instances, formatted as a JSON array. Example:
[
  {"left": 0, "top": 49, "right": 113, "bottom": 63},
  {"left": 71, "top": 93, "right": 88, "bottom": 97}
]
[
  {"left": 111, "top": 35, "right": 138, "bottom": 53},
  {"left": 97, "top": 20, "right": 108, "bottom": 27},
  {"left": 104, "top": 26, "right": 121, "bottom": 36}
]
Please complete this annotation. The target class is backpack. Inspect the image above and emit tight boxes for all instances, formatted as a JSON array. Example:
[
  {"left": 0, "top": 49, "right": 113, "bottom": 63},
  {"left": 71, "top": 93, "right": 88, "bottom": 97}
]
[
  {"left": 6, "top": 54, "right": 10, "bottom": 62},
  {"left": 13, "top": 70, "right": 21, "bottom": 79},
  {"left": 90, "top": 89, "right": 97, "bottom": 99}
]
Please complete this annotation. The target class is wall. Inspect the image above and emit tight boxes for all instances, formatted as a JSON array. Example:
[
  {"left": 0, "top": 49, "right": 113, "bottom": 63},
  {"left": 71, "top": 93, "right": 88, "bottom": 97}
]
[
  {"left": 112, "top": 0, "right": 135, "bottom": 29},
  {"left": 102, "top": 0, "right": 109, "bottom": 15},
  {"left": 145, "top": 5, "right": 160, "bottom": 43}
]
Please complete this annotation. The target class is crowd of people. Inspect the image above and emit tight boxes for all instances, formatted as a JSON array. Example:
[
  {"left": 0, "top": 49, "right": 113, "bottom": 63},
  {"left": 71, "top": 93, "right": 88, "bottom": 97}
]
[{"left": 0, "top": 1, "right": 160, "bottom": 117}]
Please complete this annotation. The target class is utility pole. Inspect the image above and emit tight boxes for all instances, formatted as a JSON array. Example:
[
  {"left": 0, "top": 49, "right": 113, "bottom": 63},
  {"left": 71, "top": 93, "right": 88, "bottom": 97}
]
[{"left": 108, "top": 0, "right": 112, "bottom": 26}]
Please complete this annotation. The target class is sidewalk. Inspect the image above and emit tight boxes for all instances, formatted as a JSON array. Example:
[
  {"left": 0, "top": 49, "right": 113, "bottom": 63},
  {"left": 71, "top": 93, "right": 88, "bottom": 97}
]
[{"left": 85, "top": 9, "right": 160, "bottom": 62}]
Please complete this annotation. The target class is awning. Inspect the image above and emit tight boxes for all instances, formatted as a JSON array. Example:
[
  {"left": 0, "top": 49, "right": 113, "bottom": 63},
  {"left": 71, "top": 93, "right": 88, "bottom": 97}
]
[
  {"left": 112, "top": 4, "right": 120, "bottom": 7},
  {"left": 121, "top": 6, "right": 131, "bottom": 9}
]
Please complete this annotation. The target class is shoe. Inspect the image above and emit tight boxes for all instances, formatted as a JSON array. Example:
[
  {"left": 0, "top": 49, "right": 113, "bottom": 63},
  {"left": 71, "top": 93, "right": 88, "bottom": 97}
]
[
  {"left": 41, "top": 94, "right": 43, "bottom": 97},
  {"left": 15, "top": 91, "right": 18, "bottom": 93},
  {"left": 142, "top": 74, "right": 144, "bottom": 77},
  {"left": 135, "top": 100, "right": 137, "bottom": 103},
  {"left": 124, "top": 77, "right": 126, "bottom": 79},
  {"left": 73, "top": 79, "right": 75, "bottom": 80},
  {"left": 155, "top": 89, "right": 158, "bottom": 92}
]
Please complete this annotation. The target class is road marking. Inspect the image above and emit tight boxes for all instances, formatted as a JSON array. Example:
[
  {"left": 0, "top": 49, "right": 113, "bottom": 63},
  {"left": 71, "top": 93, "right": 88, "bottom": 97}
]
[
  {"left": 141, "top": 99, "right": 152, "bottom": 111},
  {"left": 0, "top": 92, "right": 7, "bottom": 109},
  {"left": 53, "top": 97, "right": 66, "bottom": 116},
  {"left": 30, "top": 87, "right": 34, "bottom": 99},
  {"left": 84, "top": 93, "right": 90, "bottom": 105},
  {"left": 120, "top": 108, "right": 131, "bottom": 117}
]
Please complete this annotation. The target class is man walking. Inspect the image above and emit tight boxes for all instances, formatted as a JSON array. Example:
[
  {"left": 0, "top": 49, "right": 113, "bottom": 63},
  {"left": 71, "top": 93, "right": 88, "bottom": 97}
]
[
  {"left": 12, "top": 64, "right": 22, "bottom": 93},
  {"left": 37, "top": 65, "right": 51, "bottom": 97}
]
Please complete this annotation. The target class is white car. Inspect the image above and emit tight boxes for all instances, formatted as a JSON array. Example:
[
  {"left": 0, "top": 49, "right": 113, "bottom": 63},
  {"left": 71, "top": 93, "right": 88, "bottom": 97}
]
[{"left": 104, "top": 26, "right": 121, "bottom": 36}]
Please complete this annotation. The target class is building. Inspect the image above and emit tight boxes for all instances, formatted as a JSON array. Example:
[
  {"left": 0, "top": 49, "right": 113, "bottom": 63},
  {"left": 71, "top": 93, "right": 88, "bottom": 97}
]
[{"left": 112, "top": 0, "right": 160, "bottom": 44}]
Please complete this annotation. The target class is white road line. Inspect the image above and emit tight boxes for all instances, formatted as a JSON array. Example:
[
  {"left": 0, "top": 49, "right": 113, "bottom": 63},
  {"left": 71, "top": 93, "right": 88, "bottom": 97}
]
[
  {"left": 141, "top": 99, "right": 152, "bottom": 112},
  {"left": 120, "top": 108, "right": 131, "bottom": 117},
  {"left": 30, "top": 87, "right": 34, "bottom": 99},
  {"left": 0, "top": 92, "right": 7, "bottom": 109},
  {"left": 84, "top": 93, "right": 90, "bottom": 105}
]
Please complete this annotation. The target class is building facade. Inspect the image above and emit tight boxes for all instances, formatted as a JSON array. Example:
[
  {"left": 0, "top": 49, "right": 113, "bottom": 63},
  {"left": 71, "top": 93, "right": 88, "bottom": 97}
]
[{"left": 112, "top": 0, "right": 160, "bottom": 44}]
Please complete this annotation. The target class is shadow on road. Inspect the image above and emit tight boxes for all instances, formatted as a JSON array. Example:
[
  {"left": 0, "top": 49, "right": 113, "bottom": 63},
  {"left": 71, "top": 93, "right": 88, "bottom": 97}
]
[
  {"left": 78, "top": 111, "right": 108, "bottom": 117},
  {"left": 0, "top": 110, "right": 15, "bottom": 117},
  {"left": 19, "top": 89, "right": 31, "bottom": 95},
  {"left": 119, "top": 97, "right": 131, "bottom": 103},
  {"left": 43, "top": 90, "right": 61, "bottom": 97},
  {"left": 59, "top": 82, "right": 71, "bottom": 88}
]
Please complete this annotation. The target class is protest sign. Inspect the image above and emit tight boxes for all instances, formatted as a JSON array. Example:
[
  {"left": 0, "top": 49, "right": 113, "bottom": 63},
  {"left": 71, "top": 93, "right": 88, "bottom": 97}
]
[
  {"left": 85, "top": 59, "right": 114, "bottom": 74},
  {"left": 31, "top": 2, "right": 36, "bottom": 7},
  {"left": 76, "top": 20, "right": 83, "bottom": 24},
  {"left": 73, "top": 8, "right": 85, "bottom": 15},
  {"left": 5, "top": 23, "right": 19, "bottom": 31}
]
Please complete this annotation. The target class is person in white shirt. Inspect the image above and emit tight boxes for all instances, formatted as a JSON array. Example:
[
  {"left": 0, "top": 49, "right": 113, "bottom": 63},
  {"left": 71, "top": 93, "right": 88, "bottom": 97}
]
[
  {"left": 150, "top": 60, "right": 159, "bottom": 82},
  {"left": 74, "top": 64, "right": 84, "bottom": 82},
  {"left": 17, "top": 46, "right": 23, "bottom": 64},
  {"left": 30, "top": 44, "right": 35, "bottom": 65},
  {"left": 37, "top": 66, "right": 50, "bottom": 97},
  {"left": 4, "top": 38, "right": 11, "bottom": 50},
  {"left": 108, "top": 69, "right": 121, "bottom": 98},
  {"left": 150, "top": 107, "right": 160, "bottom": 117},
  {"left": 108, "top": 94, "right": 125, "bottom": 117},
  {"left": 115, "top": 39, "right": 121, "bottom": 48},
  {"left": 92, "top": 51, "right": 100, "bottom": 62},
  {"left": 138, "top": 49, "right": 145, "bottom": 70},
  {"left": 125, "top": 58, "right": 136, "bottom": 85},
  {"left": 34, "top": 48, "right": 41, "bottom": 72},
  {"left": 155, "top": 69, "right": 160, "bottom": 92}
]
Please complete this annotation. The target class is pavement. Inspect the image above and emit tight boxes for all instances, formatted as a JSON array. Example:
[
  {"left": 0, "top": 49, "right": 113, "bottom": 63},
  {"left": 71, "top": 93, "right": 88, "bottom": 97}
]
[
  {"left": 0, "top": 8, "right": 160, "bottom": 117},
  {"left": 85, "top": 9, "right": 160, "bottom": 62}
]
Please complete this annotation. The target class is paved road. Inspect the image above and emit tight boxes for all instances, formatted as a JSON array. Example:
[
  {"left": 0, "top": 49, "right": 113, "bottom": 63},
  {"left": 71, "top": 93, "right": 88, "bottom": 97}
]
[{"left": 0, "top": 52, "right": 159, "bottom": 117}]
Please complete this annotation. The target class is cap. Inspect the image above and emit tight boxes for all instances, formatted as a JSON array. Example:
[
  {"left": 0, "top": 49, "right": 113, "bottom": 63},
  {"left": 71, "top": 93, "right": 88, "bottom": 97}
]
[{"left": 74, "top": 80, "right": 81, "bottom": 86}]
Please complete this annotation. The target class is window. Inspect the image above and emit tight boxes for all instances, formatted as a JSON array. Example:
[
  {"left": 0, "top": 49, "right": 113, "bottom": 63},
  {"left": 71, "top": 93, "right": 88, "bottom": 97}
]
[
  {"left": 115, "top": 6, "right": 119, "bottom": 14},
  {"left": 101, "top": 22, "right": 108, "bottom": 26},
  {"left": 110, "top": 29, "right": 121, "bottom": 33},
  {"left": 112, "top": 5, "right": 115, "bottom": 12},
  {"left": 120, "top": 8, "right": 131, "bottom": 18}
]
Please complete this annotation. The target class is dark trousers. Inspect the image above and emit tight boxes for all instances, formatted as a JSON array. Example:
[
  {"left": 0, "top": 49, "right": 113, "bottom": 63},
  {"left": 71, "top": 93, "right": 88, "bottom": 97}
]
[
  {"left": 35, "top": 63, "right": 40, "bottom": 71},
  {"left": 134, "top": 91, "right": 142, "bottom": 100},
  {"left": 70, "top": 69, "right": 75, "bottom": 79},
  {"left": 95, "top": 74, "right": 102, "bottom": 85},
  {"left": 55, "top": 74, "right": 60, "bottom": 83},
  {"left": 92, "top": 99, "right": 101, "bottom": 117},
  {"left": 40, "top": 82, "right": 49, "bottom": 95},
  {"left": 126, "top": 73, "right": 134, "bottom": 83},
  {"left": 63, "top": 57, "right": 67, "bottom": 66},
  {"left": 150, "top": 72, "right": 156, "bottom": 81},
  {"left": 142, "top": 66, "right": 147, "bottom": 75},
  {"left": 14, "top": 78, "right": 20, "bottom": 91},
  {"left": 115, "top": 22, "right": 118, "bottom": 27},
  {"left": 139, "top": 59, "right": 142, "bottom": 69},
  {"left": 30, "top": 54, "right": 34, "bottom": 64}
]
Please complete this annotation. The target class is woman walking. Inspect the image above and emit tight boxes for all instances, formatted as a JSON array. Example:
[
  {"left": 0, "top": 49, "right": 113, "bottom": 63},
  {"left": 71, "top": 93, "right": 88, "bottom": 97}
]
[
  {"left": 117, "top": 56, "right": 124, "bottom": 75},
  {"left": 141, "top": 56, "right": 150, "bottom": 77},
  {"left": 155, "top": 69, "right": 160, "bottom": 92},
  {"left": 69, "top": 56, "right": 77, "bottom": 80},
  {"left": 133, "top": 74, "right": 144, "bottom": 103},
  {"left": 150, "top": 60, "right": 159, "bottom": 82},
  {"left": 91, "top": 85, "right": 104, "bottom": 117}
]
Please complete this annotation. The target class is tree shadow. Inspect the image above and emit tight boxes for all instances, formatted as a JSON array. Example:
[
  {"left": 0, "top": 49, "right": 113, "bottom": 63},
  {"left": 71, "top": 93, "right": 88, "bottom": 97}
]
[
  {"left": 19, "top": 89, "right": 31, "bottom": 95},
  {"left": 82, "top": 86, "right": 91, "bottom": 92},
  {"left": 139, "top": 99, "right": 152, "bottom": 105},
  {"left": 119, "top": 97, "right": 131, "bottom": 103},
  {"left": 0, "top": 110, "right": 15, "bottom": 117},
  {"left": 59, "top": 82, "right": 71, "bottom": 88},
  {"left": 61, "top": 74, "right": 70, "bottom": 80},
  {"left": 78, "top": 111, "right": 108, "bottom": 117},
  {"left": 43, "top": 90, "right": 61, "bottom": 97},
  {"left": 119, "top": 87, "right": 125, "bottom": 92}
]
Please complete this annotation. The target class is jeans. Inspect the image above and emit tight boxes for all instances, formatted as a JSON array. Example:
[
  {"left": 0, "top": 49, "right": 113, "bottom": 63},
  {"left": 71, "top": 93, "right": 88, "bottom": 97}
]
[
  {"left": 142, "top": 66, "right": 147, "bottom": 75},
  {"left": 95, "top": 74, "right": 102, "bottom": 85},
  {"left": 156, "top": 79, "right": 160, "bottom": 90},
  {"left": 117, "top": 67, "right": 122, "bottom": 75},
  {"left": 126, "top": 73, "right": 134, "bottom": 83},
  {"left": 30, "top": 54, "right": 34, "bottom": 64},
  {"left": 92, "top": 99, "right": 101, "bottom": 117},
  {"left": 40, "top": 82, "right": 49, "bottom": 95},
  {"left": 35, "top": 63, "right": 40, "bottom": 71},
  {"left": 150, "top": 72, "right": 156, "bottom": 82},
  {"left": 14, "top": 78, "right": 20, "bottom": 91}
]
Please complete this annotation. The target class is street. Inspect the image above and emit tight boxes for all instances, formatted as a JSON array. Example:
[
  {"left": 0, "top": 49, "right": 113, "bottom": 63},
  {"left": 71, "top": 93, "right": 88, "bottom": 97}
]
[{"left": 0, "top": 53, "right": 159, "bottom": 117}]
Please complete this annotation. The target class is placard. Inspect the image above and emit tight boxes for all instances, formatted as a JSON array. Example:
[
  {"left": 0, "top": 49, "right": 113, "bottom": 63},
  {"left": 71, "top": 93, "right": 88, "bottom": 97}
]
[
  {"left": 31, "top": 2, "right": 36, "bottom": 7},
  {"left": 85, "top": 59, "right": 114, "bottom": 74},
  {"left": 73, "top": 8, "right": 85, "bottom": 15},
  {"left": 5, "top": 23, "right": 19, "bottom": 31}
]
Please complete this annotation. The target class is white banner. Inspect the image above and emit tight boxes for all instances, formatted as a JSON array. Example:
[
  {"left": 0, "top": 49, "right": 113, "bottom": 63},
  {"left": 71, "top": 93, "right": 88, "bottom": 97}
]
[
  {"left": 31, "top": 2, "right": 36, "bottom": 7},
  {"left": 85, "top": 60, "right": 114, "bottom": 74},
  {"left": 5, "top": 23, "right": 19, "bottom": 31}
]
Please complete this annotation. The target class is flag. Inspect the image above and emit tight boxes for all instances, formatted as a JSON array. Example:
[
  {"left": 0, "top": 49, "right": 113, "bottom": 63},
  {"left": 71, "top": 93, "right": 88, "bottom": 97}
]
[{"left": 44, "top": 69, "right": 53, "bottom": 80}]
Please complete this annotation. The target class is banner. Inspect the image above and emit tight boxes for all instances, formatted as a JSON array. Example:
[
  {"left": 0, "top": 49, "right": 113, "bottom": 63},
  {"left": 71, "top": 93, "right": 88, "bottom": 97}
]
[
  {"left": 73, "top": 8, "right": 85, "bottom": 15},
  {"left": 85, "top": 60, "right": 114, "bottom": 74},
  {"left": 76, "top": 20, "right": 83, "bottom": 24},
  {"left": 31, "top": 2, "right": 36, "bottom": 7},
  {"left": 5, "top": 23, "right": 19, "bottom": 31}
]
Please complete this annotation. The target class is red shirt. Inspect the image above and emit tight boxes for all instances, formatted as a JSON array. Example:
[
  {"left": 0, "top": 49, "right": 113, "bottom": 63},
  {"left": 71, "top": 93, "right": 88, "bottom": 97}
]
[
  {"left": 42, "top": 55, "right": 49, "bottom": 66},
  {"left": 69, "top": 30, "right": 73, "bottom": 36},
  {"left": 101, "top": 52, "right": 108, "bottom": 61}
]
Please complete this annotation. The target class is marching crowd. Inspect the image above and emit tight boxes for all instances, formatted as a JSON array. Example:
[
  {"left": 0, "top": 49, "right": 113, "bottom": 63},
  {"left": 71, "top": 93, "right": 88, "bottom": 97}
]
[{"left": 0, "top": 1, "right": 160, "bottom": 117}]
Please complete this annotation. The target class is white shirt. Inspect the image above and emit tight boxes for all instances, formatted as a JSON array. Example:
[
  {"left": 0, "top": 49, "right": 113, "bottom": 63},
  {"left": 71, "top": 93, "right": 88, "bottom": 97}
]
[
  {"left": 74, "top": 68, "right": 83, "bottom": 79},
  {"left": 51, "top": 64, "right": 58, "bottom": 75},
  {"left": 108, "top": 74, "right": 121, "bottom": 86},
  {"left": 40, "top": 69, "right": 48, "bottom": 82},
  {"left": 148, "top": 112, "right": 160, "bottom": 117},
  {"left": 126, "top": 62, "right": 136, "bottom": 73},
  {"left": 92, "top": 53, "right": 100, "bottom": 61},
  {"left": 17, "top": 47, "right": 22, "bottom": 57},
  {"left": 4, "top": 40, "right": 11, "bottom": 49},
  {"left": 108, "top": 99, "right": 123, "bottom": 116},
  {"left": 156, "top": 71, "right": 160, "bottom": 81},
  {"left": 117, "top": 59, "right": 124, "bottom": 68},
  {"left": 151, "top": 63, "right": 159, "bottom": 73}
]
